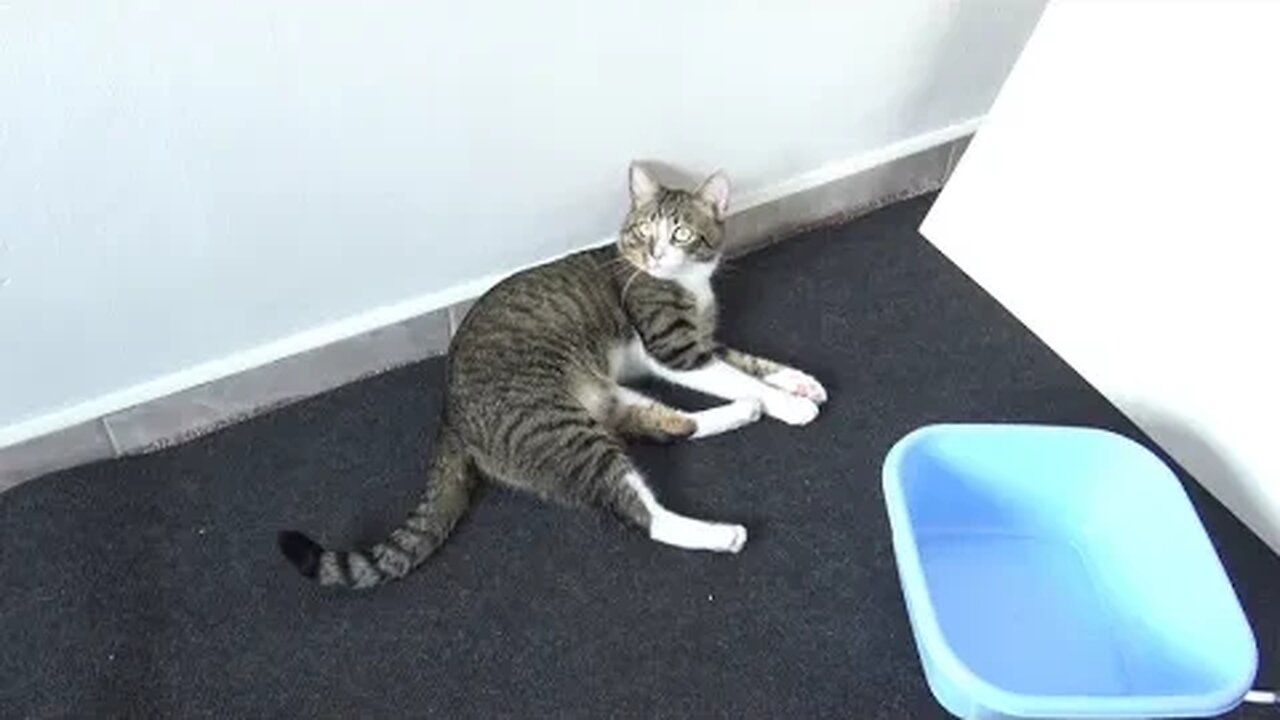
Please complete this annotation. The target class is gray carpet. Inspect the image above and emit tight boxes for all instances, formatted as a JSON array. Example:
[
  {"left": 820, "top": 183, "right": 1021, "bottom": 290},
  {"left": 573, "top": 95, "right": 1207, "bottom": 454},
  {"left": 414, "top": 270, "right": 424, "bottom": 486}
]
[{"left": 2, "top": 196, "right": 1276, "bottom": 718}]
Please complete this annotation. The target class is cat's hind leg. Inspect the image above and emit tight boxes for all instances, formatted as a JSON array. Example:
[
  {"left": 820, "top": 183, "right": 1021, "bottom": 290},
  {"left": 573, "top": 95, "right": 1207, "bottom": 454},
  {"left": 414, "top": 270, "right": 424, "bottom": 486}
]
[
  {"left": 486, "top": 418, "right": 747, "bottom": 553},
  {"left": 618, "top": 469, "right": 747, "bottom": 553},
  {"left": 610, "top": 386, "right": 762, "bottom": 441},
  {"left": 594, "top": 448, "right": 747, "bottom": 552},
  {"left": 606, "top": 386, "right": 695, "bottom": 442}
]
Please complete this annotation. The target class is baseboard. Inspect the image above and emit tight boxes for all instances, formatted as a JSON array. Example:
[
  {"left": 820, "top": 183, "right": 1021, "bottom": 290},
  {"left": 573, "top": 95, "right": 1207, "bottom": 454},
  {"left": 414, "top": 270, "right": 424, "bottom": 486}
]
[{"left": 0, "top": 119, "right": 979, "bottom": 491}]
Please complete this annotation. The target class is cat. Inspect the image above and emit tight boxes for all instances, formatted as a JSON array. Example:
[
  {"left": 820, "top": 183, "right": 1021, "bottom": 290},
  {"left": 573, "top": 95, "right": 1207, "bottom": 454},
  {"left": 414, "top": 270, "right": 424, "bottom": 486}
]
[{"left": 278, "top": 163, "right": 827, "bottom": 589}]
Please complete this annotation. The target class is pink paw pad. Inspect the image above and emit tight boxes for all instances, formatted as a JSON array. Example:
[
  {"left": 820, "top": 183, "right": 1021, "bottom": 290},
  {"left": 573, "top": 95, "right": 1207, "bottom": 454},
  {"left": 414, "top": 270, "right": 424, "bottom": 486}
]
[{"left": 766, "top": 369, "right": 829, "bottom": 404}]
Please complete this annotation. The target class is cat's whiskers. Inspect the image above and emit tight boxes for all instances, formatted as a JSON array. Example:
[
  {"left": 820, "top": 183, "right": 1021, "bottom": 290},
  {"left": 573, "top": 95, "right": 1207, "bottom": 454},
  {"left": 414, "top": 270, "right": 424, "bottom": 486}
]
[
  {"left": 704, "top": 251, "right": 743, "bottom": 279},
  {"left": 601, "top": 258, "right": 635, "bottom": 274},
  {"left": 598, "top": 254, "right": 636, "bottom": 269},
  {"left": 620, "top": 269, "right": 642, "bottom": 303},
  {"left": 601, "top": 256, "right": 645, "bottom": 283}
]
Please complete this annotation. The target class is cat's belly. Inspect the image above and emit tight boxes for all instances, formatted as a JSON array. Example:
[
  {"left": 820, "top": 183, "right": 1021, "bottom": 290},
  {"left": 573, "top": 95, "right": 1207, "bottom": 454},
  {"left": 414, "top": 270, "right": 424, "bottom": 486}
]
[{"left": 607, "top": 338, "right": 650, "bottom": 382}]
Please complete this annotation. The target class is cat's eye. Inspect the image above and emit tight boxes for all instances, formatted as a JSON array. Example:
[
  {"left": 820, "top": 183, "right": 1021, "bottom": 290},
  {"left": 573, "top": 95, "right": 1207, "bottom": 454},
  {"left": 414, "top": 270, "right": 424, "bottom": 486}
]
[
  {"left": 673, "top": 226, "right": 694, "bottom": 244},
  {"left": 637, "top": 221, "right": 654, "bottom": 237}
]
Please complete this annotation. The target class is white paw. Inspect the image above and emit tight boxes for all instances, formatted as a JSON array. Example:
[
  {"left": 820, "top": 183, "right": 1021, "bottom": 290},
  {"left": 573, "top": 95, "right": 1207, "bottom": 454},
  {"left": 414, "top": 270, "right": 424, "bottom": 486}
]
[
  {"left": 763, "top": 393, "right": 820, "bottom": 426},
  {"left": 690, "top": 398, "right": 763, "bottom": 439},
  {"left": 737, "top": 394, "right": 762, "bottom": 422},
  {"left": 727, "top": 398, "right": 765, "bottom": 424},
  {"left": 765, "top": 368, "right": 828, "bottom": 405},
  {"left": 717, "top": 523, "right": 748, "bottom": 553},
  {"left": 650, "top": 515, "right": 748, "bottom": 553}
]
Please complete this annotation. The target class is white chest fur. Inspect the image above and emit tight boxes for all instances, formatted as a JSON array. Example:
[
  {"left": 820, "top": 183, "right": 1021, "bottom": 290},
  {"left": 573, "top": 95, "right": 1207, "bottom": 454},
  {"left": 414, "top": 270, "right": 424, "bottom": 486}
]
[
  {"left": 673, "top": 262, "right": 717, "bottom": 314},
  {"left": 680, "top": 275, "right": 714, "bottom": 314}
]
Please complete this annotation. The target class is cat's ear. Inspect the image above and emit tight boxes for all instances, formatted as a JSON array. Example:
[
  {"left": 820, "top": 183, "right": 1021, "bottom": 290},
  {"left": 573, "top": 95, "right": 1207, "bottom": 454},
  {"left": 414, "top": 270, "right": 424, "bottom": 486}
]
[
  {"left": 629, "top": 163, "right": 662, "bottom": 207},
  {"left": 696, "top": 171, "right": 731, "bottom": 219}
]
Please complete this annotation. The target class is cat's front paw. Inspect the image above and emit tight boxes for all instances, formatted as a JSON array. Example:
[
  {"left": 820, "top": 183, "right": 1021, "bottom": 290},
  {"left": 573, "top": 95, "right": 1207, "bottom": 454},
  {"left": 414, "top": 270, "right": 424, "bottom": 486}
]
[
  {"left": 763, "top": 393, "right": 820, "bottom": 426},
  {"left": 690, "top": 398, "right": 764, "bottom": 439},
  {"left": 764, "top": 368, "right": 828, "bottom": 405}
]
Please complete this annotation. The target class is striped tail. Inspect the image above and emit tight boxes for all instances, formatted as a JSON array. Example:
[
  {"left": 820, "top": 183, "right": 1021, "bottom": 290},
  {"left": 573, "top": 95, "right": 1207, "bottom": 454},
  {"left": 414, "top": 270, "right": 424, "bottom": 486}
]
[{"left": 278, "top": 426, "right": 478, "bottom": 589}]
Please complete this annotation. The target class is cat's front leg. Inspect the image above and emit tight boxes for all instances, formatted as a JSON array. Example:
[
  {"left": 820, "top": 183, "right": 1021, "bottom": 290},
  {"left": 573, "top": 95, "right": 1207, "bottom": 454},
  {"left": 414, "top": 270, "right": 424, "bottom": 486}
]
[
  {"left": 717, "top": 348, "right": 828, "bottom": 405},
  {"left": 645, "top": 355, "right": 819, "bottom": 426}
]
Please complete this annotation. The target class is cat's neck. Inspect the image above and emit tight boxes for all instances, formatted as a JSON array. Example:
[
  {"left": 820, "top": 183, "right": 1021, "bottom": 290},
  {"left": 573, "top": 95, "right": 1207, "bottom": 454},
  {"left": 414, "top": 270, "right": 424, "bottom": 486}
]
[
  {"left": 670, "top": 261, "right": 717, "bottom": 313},
  {"left": 602, "top": 246, "right": 718, "bottom": 312}
]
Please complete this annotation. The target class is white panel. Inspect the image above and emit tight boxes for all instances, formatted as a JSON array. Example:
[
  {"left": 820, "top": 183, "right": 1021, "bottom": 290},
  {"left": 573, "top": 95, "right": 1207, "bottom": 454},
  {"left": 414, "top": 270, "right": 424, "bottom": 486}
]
[{"left": 922, "top": 0, "right": 1280, "bottom": 552}]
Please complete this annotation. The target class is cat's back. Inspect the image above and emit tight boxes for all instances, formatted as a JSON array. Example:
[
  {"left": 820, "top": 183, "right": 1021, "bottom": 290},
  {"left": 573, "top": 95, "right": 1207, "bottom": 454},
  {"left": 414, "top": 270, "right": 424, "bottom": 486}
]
[{"left": 449, "top": 246, "right": 630, "bottom": 370}]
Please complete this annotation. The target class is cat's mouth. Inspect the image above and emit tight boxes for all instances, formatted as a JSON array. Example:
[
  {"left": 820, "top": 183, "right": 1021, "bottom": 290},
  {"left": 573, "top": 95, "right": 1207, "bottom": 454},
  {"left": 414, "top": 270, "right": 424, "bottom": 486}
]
[
  {"left": 641, "top": 258, "right": 683, "bottom": 280},
  {"left": 644, "top": 257, "right": 718, "bottom": 282},
  {"left": 619, "top": 253, "right": 672, "bottom": 279}
]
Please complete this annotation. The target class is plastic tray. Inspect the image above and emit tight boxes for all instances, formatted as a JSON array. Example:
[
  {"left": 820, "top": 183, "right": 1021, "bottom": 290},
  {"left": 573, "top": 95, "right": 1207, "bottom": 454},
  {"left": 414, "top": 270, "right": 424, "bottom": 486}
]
[{"left": 882, "top": 424, "right": 1256, "bottom": 718}]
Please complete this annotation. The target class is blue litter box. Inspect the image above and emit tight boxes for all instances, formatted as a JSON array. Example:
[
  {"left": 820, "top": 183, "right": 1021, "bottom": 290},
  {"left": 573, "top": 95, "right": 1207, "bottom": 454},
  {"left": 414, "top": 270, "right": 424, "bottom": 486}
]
[{"left": 882, "top": 424, "right": 1257, "bottom": 719}]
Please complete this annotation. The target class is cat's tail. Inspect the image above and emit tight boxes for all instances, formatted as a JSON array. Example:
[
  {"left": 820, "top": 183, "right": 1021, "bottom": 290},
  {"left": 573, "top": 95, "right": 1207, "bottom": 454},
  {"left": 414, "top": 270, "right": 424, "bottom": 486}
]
[{"left": 277, "top": 425, "right": 479, "bottom": 590}]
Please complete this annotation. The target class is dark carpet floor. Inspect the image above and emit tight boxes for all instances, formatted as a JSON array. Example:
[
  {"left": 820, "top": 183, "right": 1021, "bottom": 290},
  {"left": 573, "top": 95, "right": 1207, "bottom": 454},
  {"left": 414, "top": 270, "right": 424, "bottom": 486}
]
[{"left": 2, "top": 196, "right": 1276, "bottom": 719}]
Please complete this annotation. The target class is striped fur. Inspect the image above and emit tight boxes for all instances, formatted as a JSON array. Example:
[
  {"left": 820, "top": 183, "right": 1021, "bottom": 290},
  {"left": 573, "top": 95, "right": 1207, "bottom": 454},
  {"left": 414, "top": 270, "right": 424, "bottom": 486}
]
[{"left": 278, "top": 164, "right": 825, "bottom": 589}]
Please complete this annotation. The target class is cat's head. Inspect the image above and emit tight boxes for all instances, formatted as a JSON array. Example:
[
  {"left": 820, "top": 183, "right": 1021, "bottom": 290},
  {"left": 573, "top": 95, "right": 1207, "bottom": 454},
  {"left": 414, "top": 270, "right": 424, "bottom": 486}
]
[{"left": 618, "top": 164, "right": 730, "bottom": 281}]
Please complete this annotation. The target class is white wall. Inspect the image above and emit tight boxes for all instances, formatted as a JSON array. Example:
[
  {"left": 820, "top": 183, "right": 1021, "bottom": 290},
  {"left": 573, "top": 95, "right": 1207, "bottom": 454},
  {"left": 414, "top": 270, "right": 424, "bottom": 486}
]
[
  {"left": 922, "top": 1, "right": 1280, "bottom": 553},
  {"left": 0, "top": 1, "right": 1046, "bottom": 444}
]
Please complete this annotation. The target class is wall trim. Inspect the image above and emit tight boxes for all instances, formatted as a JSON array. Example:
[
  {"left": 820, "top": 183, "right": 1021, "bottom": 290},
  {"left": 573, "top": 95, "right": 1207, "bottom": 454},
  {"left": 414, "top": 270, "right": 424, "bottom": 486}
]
[{"left": 729, "top": 116, "right": 979, "bottom": 215}]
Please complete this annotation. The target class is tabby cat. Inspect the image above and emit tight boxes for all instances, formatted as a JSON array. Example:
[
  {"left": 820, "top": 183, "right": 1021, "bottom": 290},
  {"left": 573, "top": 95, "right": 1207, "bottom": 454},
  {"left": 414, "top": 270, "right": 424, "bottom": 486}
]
[{"left": 278, "top": 164, "right": 827, "bottom": 589}]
